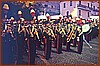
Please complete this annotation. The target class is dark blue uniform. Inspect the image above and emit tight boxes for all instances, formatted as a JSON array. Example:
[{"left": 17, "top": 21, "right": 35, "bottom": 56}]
[
  {"left": 17, "top": 24, "right": 25, "bottom": 64},
  {"left": 77, "top": 27, "right": 83, "bottom": 54},
  {"left": 2, "top": 28, "right": 16, "bottom": 64},
  {"left": 56, "top": 27, "right": 62, "bottom": 54}
]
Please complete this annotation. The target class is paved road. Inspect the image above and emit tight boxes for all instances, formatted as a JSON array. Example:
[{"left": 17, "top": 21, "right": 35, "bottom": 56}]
[{"left": 18, "top": 37, "right": 98, "bottom": 65}]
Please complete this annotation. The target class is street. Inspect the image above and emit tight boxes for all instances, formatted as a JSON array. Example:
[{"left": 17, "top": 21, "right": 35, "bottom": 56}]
[{"left": 17, "top": 37, "right": 98, "bottom": 65}]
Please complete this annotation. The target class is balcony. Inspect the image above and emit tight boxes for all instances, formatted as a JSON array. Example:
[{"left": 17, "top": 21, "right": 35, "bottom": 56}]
[
  {"left": 77, "top": 4, "right": 90, "bottom": 11},
  {"left": 77, "top": 4, "right": 99, "bottom": 12},
  {"left": 88, "top": 7, "right": 99, "bottom": 12}
]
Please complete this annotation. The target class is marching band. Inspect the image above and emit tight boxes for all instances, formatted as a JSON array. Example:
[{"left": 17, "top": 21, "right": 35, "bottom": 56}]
[{"left": 2, "top": 10, "right": 99, "bottom": 64}]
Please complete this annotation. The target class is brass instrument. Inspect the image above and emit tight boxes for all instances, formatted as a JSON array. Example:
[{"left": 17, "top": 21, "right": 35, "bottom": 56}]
[
  {"left": 66, "top": 25, "right": 76, "bottom": 42},
  {"left": 71, "top": 25, "right": 77, "bottom": 39},
  {"left": 34, "top": 28, "right": 40, "bottom": 40},
  {"left": 60, "top": 28, "right": 66, "bottom": 37},
  {"left": 67, "top": 28, "right": 73, "bottom": 42},
  {"left": 29, "top": 25, "right": 34, "bottom": 37},
  {"left": 77, "top": 26, "right": 82, "bottom": 37},
  {"left": 7, "top": 27, "right": 14, "bottom": 38},
  {"left": 2, "top": 30, "right": 6, "bottom": 37},
  {"left": 71, "top": 32, "right": 76, "bottom": 40},
  {"left": 10, "top": 31, "right": 14, "bottom": 38},
  {"left": 47, "top": 28, "right": 55, "bottom": 38},
  {"left": 18, "top": 26, "right": 25, "bottom": 34}
]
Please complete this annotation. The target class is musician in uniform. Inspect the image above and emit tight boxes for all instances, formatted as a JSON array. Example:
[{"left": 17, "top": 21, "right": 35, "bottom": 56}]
[
  {"left": 52, "top": 19, "right": 58, "bottom": 48},
  {"left": 66, "top": 17, "right": 73, "bottom": 51},
  {"left": 10, "top": 17, "right": 18, "bottom": 62},
  {"left": 23, "top": 20, "right": 30, "bottom": 55},
  {"left": 43, "top": 13, "right": 54, "bottom": 60},
  {"left": 28, "top": 20, "right": 40, "bottom": 64},
  {"left": 71, "top": 19, "right": 78, "bottom": 47},
  {"left": 2, "top": 22, "right": 15, "bottom": 64},
  {"left": 76, "top": 18, "right": 83, "bottom": 54},
  {"left": 84, "top": 19, "right": 90, "bottom": 43},
  {"left": 37, "top": 24, "right": 43, "bottom": 49},
  {"left": 34, "top": 19, "right": 41, "bottom": 49},
  {"left": 17, "top": 18, "right": 27, "bottom": 64},
  {"left": 56, "top": 22, "right": 63, "bottom": 54}
]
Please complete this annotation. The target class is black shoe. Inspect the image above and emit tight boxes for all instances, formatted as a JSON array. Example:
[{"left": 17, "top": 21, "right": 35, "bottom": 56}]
[
  {"left": 45, "top": 57, "right": 49, "bottom": 60},
  {"left": 57, "top": 52, "right": 62, "bottom": 54}
]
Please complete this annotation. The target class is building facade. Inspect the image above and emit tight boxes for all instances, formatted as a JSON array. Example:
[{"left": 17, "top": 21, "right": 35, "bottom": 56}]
[
  {"left": 35, "top": 1, "right": 60, "bottom": 16},
  {"left": 60, "top": 1, "right": 99, "bottom": 19}
]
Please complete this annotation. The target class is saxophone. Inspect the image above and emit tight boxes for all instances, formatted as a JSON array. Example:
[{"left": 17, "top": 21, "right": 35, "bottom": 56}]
[
  {"left": 66, "top": 25, "right": 76, "bottom": 42},
  {"left": 71, "top": 25, "right": 77, "bottom": 40},
  {"left": 47, "top": 28, "right": 55, "bottom": 38},
  {"left": 60, "top": 28, "right": 66, "bottom": 37}
]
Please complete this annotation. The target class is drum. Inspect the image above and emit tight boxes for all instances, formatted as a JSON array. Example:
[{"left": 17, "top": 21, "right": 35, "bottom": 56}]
[{"left": 82, "top": 24, "right": 92, "bottom": 34}]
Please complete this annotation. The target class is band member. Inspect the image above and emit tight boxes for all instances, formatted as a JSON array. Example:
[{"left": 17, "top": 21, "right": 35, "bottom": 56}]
[
  {"left": 71, "top": 20, "right": 78, "bottom": 47},
  {"left": 43, "top": 13, "right": 54, "bottom": 60},
  {"left": 37, "top": 24, "right": 43, "bottom": 49},
  {"left": 17, "top": 18, "right": 28, "bottom": 64},
  {"left": 56, "top": 23, "right": 63, "bottom": 54},
  {"left": 52, "top": 21, "right": 58, "bottom": 48},
  {"left": 66, "top": 22, "right": 71, "bottom": 51},
  {"left": 2, "top": 23, "right": 15, "bottom": 64},
  {"left": 28, "top": 20, "right": 40, "bottom": 64},
  {"left": 77, "top": 25, "right": 83, "bottom": 54},
  {"left": 61, "top": 26, "right": 66, "bottom": 46},
  {"left": 84, "top": 19, "right": 91, "bottom": 43},
  {"left": 43, "top": 25, "right": 54, "bottom": 59}
]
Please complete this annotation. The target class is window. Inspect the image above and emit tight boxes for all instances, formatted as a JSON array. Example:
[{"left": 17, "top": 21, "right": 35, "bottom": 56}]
[
  {"left": 70, "top": 1, "right": 72, "bottom": 6},
  {"left": 64, "top": 3, "right": 66, "bottom": 8},
  {"left": 79, "top": 1, "right": 81, "bottom": 5},
  {"left": 45, "top": 4, "right": 48, "bottom": 7},
  {"left": 48, "top": 5, "right": 51, "bottom": 8},
  {"left": 88, "top": 12, "right": 89, "bottom": 17},
  {"left": 88, "top": 3, "right": 89, "bottom": 7},
  {"left": 53, "top": 6, "right": 55, "bottom": 8},
  {"left": 93, "top": 6, "right": 95, "bottom": 9},
  {"left": 51, "top": 6, "right": 53, "bottom": 8},
  {"left": 79, "top": 10, "right": 81, "bottom": 16},
  {"left": 67, "top": 11, "right": 69, "bottom": 17},
  {"left": 91, "top": 3, "right": 92, "bottom": 8}
]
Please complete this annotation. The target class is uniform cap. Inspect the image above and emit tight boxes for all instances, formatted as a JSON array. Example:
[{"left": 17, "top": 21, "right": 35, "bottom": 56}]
[
  {"left": 46, "top": 13, "right": 50, "bottom": 17},
  {"left": 18, "top": 11, "right": 22, "bottom": 14},
  {"left": 80, "top": 16, "right": 82, "bottom": 18},
  {"left": 30, "top": 9, "right": 35, "bottom": 13},
  {"left": 76, "top": 18, "right": 80, "bottom": 20},
  {"left": 10, "top": 17, "right": 14, "bottom": 20},
  {"left": 59, "top": 14, "right": 62, "bottom": 17},
  {"left": 3, "top": 4, "right": 9, "bottom": 10},
  {"left": 20, "top": 18, "right": 25, "bottom": 22}
]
